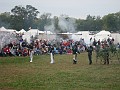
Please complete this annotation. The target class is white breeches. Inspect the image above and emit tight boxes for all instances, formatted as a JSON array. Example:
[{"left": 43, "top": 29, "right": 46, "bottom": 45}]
[
  {"left": 30, "top": 57, "right": 33, "bottom": 62},
  {"left": 50, "top": 53, "right": 54, "bottom": 64}
]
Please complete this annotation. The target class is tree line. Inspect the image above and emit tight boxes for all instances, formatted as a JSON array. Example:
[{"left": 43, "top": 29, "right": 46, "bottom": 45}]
[{"left": 0, "top": 5, "right": 120, "bottom": 32}]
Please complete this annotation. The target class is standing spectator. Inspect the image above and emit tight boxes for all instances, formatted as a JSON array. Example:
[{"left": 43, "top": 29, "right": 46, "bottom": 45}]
[
  {"left": 93, "top": 39, "right": 97, "bottom": 47},
  {"left": 98, "top": 39, "right": 101, "bottom": 46}
]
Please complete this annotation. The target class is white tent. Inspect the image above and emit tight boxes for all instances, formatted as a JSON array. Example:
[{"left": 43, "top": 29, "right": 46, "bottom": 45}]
[
  {"left": 22, "top": 29, "right": 39, "bottom": 43},
  {"left": 0, "top": 27, "right": 16, "bottom": 33},
  {"left": 60, "top": 32, "right": 72, "bottom": 35},
  {"left": 19, "top": 29, "right": 26, "bottom": 33},
  {"left": 27, "top": 29, "right": 38, "bottom": 37},
  {"left": 95, "top": 30, "right": 111, "bottom": 41},
  {"left": 27, "top": 29, "right": 44, "bottom": 36},
  {"left": 38, "top": 30, "right": 44, "bottom": 34},
  {"left": 22, "top": 29, "right": 44, "bottom": 43},
  {"left": 72, "top": 31, "right": 94, "bottom": 44},
  {"left": 0, "top": 27, "right": 7, "bottom": 31},
  {"left": 95, "top": 30, "right": 111, "bottom": 36},
  {"left": 111, "top": 33, "right": 120, "bottom": 44},
  {"left": 7, "top": 29, "right": 17, "bottom": 33},
  {"left": 44, "top": 31, "right": 54, "bottom": 34}
]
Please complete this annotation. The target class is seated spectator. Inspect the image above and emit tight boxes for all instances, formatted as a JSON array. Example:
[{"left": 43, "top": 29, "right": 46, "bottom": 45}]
[{"left": 22, "top": 47, "right": 28, "bottom": 56}]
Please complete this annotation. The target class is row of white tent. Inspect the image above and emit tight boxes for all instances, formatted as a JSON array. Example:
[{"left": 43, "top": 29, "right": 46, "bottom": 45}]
[
  {"left": 0, "top": 27, "right": 53, "bottom": 34},
  {"left": 0, "top": 26, "right": 111, "bottom": 36},
  {"left": 0, "top": 26, "right": 116, "bottom": 44}
]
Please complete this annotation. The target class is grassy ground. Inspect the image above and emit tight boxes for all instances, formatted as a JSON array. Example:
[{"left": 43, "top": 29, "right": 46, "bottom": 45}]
[{"left": 0, "top": 52, "right": 120, "bottom": 90}]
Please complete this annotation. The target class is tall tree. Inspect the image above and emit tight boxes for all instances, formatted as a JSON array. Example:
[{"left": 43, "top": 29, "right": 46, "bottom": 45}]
[
  {"left": 0, "top": 12, "right": 11, "bottom": 28},
  {"left": 37, "top": 13, "right": 51, "bottom": 31},
  {"left": 11, "top": 5, "right": 39, "bottom": 31},
  {"left": 114, "top": 12, "right": 120, "bottom": 31},
  {"left": 94, "top": 16, "right": 103, "bottom": 31},
  {"left": 53, "top": 16, "right": 60, "bottom": 32},
  {"left": 76, "top": 15, "right": 103, "bottom": 31},
  {"left": 102, "top": 13, "right": 118, "bottom": 31}
]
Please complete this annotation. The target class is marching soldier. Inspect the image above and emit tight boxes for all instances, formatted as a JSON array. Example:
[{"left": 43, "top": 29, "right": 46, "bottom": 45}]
[
  {"left": 103, "top": 44, "right": 109, "bottom": 65},
  {"left": 87, "top": 45, "right": 93, "bottom": 65},
  {"left": 72, "top": 44, "right": 78, "bottom": 64},
  {"left": 50, "top": 45, "right": 55, "bottom": 64}
]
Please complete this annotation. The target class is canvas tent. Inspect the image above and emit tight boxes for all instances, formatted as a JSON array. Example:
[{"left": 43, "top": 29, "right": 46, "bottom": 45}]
[
  {"left": 19, "top": 29, "right": 26, "bottom": 33},
  {"left": 44, "top": 31, "right": 54, "bottom": 34},
  {"left": 0, "top": 27, "right": 16, "bottom": 33},
  {"left": 111, "top": 33, "right": 120, "bottom": 44},
  {"left": 0, "top": 27, "right": 7, "bottom": 32},
  {"left": 94, "top": 30, "right": 111, "bottom": 41},
  {"left": 37, "top": 31, "right": 56, "bottom": 40},
  {"left": 7, "top": 29, "right": 16, "bottom": 33},
  {"left": 72, "top": 31, "right": 94, "bottom": 44},
  {"left": 27, "top": 29, "right": 44, "bottom": 36},
  {"left": 22, "top": 29, "right": 44, "bottom": 43}
]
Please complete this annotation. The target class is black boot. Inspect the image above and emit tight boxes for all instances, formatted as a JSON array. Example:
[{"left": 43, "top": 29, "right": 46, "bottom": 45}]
[{"left": 73, "top": 59, "right": 77, "bottom": 64}]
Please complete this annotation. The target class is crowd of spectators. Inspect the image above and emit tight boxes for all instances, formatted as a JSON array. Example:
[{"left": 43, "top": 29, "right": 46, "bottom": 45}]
[
  {"left": 0, "top": 38, "right": 87, "bottom": 57},
  {"left": 0, "top": 33, "right": 119, "bottom": 57}
]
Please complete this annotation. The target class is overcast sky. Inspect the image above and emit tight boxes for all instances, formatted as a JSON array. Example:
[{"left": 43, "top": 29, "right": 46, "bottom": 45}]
[{"left": 0, "top": 0, "right": 120, "bottom": 19}]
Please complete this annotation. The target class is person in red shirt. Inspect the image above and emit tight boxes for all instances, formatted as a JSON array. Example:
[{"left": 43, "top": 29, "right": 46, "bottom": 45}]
[
  {"left": 3, "top": 45, "right": 10, "bottom": 56},
  {"left": 22, "top": 48, "right": 28, "bottom": 56}
]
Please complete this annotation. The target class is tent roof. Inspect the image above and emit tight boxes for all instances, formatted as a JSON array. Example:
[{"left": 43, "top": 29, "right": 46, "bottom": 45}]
[
  {"left": 19, "top": 29, "right": 26, "bottom": 33},
  {"left": 27, "top": 29, "right": 38, "bottom": 32},
  {"left": 38, "top": 31, "right": 44, "bottom": 34},
  {"left": 0, "top": 27, "right": 16, "bottom": 32},
  {"left": 27, "top": 29, "right": 44, "bottom": 33},
  {"left": 44, "top": 31, "right": 53, "bottom": 34},
  {"left": 7, "top": 29, "right": 16, "bottom": 32},
  {"left": 96, "top": 30, "right": 111, "bottom": 36},
  {"left": 0, "top": 27, "right": 7, "bottom": 31},
  {"left": 75, "top": 31, "right": 90, "bottom": 35},
  {"left": 58, "top": 32, "right": 72, "bottom": 35}
]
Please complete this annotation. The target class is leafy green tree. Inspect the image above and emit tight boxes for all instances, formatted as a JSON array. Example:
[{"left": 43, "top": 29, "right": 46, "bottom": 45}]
[
  {"left": 10, "top": 5, "right": 39, "bottom": 31},
  {"left": 76, "top": 15, "right": 103, "bottom": 31},
  {"left": 0, "top": 12, "right": 11, "bottom": 28},
  {"left": 76, "top": 15, "right": 95, "bottom": 31},
  {"left": 37, "top": 13, "right": 51, "bottom": 31},
  {"left": 53, "top": 16, "right": 60, "bottom": 32},
  {"left": 76, "top": 19, "right": 85, "bottom": 31},
  {"left": 115, "top": 12, "right": 120, "bottom": 31},
  {"left": 94, "top": 16, "right": 103, "bottom": 31},
  {"left": 24, "top": 5, "right": 39, "bottom": 30},
  {"left": 102, "top": 13, "right": 118, "bottom": 31},
  {"left": 86, "top": 15, "right": 96, "bottom": 30}
]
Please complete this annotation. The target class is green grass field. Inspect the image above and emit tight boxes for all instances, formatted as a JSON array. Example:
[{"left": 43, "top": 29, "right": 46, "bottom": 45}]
[{"left": 0, "top": 52, "right": 120, "bottom": 90}]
